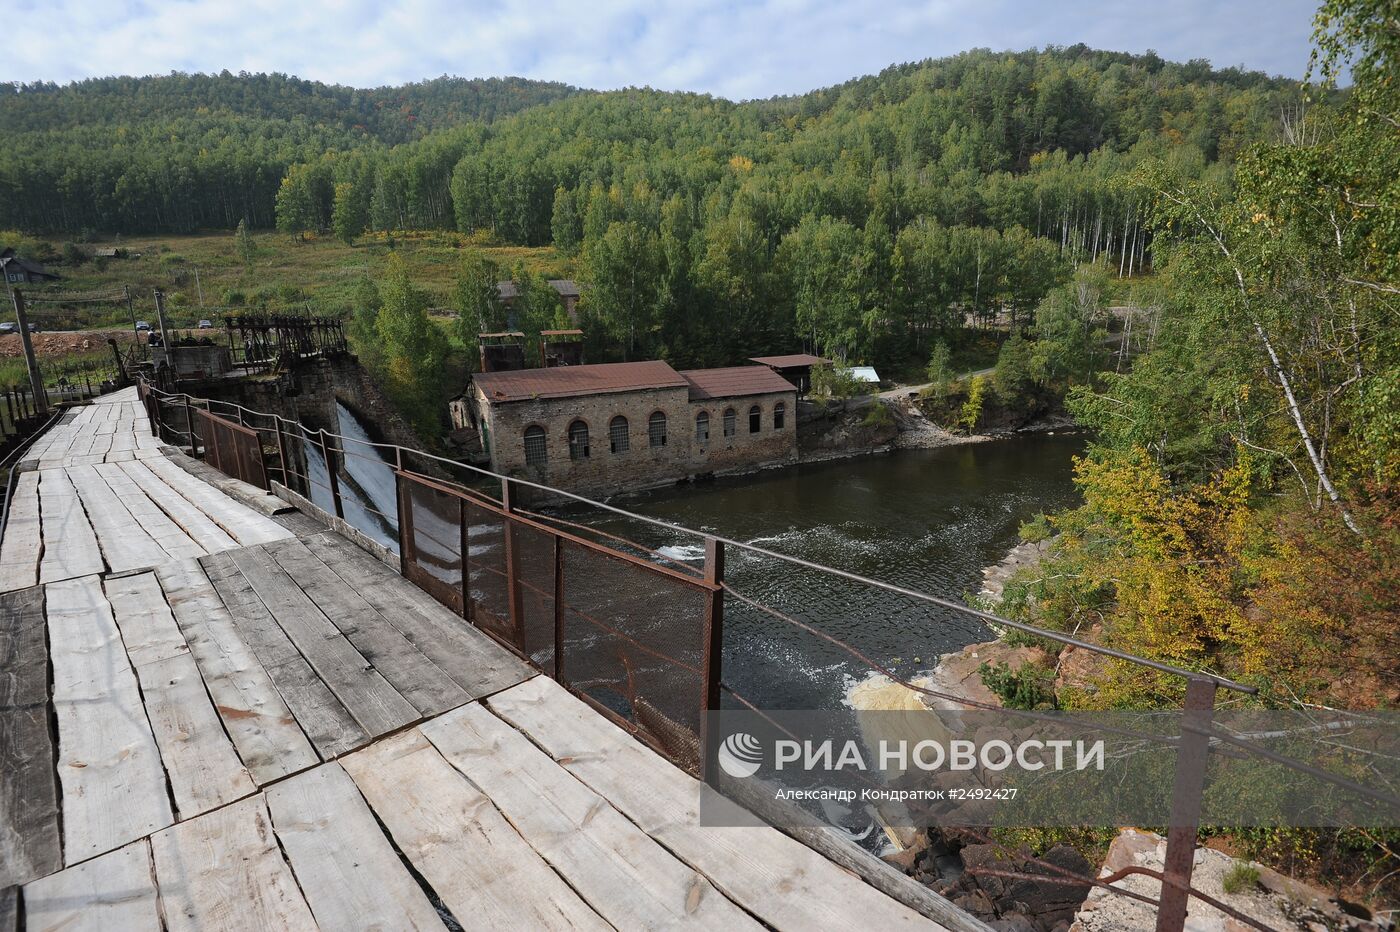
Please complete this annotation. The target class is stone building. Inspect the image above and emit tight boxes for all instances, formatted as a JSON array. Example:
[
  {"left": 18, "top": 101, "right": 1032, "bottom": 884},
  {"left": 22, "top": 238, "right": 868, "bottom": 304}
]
[{"left": 468, "top": 360, "right": 797, "bottom": 495}]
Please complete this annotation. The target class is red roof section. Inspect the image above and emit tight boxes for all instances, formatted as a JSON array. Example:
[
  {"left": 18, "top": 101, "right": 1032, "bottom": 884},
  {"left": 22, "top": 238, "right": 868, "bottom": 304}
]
[
  {"left": 748, "top": 354, "right": 830, "bottom": 368},
  {"left": 473, "top": 361, "right": 687, "bottom": 402},
  {"left": 680, "top": 366, "right": 797, "bottom": 401}
]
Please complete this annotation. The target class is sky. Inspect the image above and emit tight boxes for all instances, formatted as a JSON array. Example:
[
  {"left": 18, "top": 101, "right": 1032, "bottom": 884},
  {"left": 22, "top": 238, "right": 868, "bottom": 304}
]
[{"left": 6, "top": 0, "right": 1322, "bottom": 99}]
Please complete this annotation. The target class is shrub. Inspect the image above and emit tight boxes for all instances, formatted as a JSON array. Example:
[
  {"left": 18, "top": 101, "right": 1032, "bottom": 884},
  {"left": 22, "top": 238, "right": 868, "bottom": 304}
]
[
  {"left": 862, "top": 403, "right": 894, "bottom": 430},
  {"left": 222, "top": 289, "right": 246, "bottom": 306},
  {"left": 1018, "top": 513, "right": 1053, "bottom": 543},
  {"left": 960, "top": 374, "right": 986, "bottom": 432},
  {"left": 812, "top": 364, "right": 863, "bottom": 400},
  {"left": 1221, "top": 862, "right": 1260, "bottom": 895},
  {"left": 977, "top": 660, "right": 1057, "bottom": 710}
]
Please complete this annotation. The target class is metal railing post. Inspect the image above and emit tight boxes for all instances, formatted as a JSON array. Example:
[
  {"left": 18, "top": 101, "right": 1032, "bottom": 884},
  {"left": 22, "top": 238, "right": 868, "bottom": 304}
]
[
  {"left": 700, "top": 537, "right": 725, "bottom": 781},
  {"left": 183, "top": 395, "right": 197, "bottom": 456},
  {"left": 395, "top": 472, "right": 411, "bottom": 579},
  {"left": 552, "top": 535, "right": 564, "bottom": 680},
  {"left": 500, "top": 477, "right": 525, "bottom": 649},
  {"left": 1156, "top": 677, "right": 1218, "bottom": 932},
  {"left": 319, "top": 428, "right": 344, "bottom": 520},
  {"left": 274, "top": 417, "right": 289, "bottom": 488}
]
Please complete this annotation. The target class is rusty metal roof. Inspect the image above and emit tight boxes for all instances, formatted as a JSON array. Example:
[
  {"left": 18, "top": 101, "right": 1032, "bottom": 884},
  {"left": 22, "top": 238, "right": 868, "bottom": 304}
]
[
  {"left": 680, "top": 366, "right": 797, "bottom": 401},
  {"left": 748, "top": 354, "right": 830, "bottom": 368},
  {"left": 473, "top": 361, "right": 687, "bottom": 402}
]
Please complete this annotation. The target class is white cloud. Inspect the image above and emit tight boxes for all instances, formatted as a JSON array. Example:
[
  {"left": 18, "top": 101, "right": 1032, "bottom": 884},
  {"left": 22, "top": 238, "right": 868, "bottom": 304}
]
[{"left": 4, "top": 0, "right": 1320, "bottom": 96}]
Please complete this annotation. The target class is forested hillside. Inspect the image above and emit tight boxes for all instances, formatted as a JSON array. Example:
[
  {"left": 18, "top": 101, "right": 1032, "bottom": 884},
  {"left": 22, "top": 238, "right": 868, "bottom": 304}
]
[{"left": 0, "top": 73, "right": 579, "bottom": 231}]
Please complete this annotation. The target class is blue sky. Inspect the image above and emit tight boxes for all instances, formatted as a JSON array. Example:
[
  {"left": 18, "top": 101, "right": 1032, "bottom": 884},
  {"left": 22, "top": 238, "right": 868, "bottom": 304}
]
[{"left": 7, "top": 0, "right": 1322, "bottom": 98}]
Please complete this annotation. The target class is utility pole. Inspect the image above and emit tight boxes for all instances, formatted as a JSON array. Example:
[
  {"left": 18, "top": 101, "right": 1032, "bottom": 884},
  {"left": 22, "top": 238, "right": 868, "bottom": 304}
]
[
  {"left": 154, "top": 289, "right": 172, "bottom": 349},
  {"left": 9, "top": 288, "right": 48, "bottom": 416},
  {"left": 124, "top": 284, "right": 138, "bottom": 343},
  {"left": 194, "top": 268, "right": 204, "bottom": 307}
]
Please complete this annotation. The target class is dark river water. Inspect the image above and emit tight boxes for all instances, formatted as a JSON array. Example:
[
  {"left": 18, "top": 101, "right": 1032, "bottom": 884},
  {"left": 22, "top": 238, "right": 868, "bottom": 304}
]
[{"left": 310, "top": 405, "right": 1086, "bottom": 713}]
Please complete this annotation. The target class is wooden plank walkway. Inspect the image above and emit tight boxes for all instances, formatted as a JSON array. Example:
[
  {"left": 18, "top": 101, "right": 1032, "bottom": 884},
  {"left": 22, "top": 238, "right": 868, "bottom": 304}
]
[{"left": 0, "top": 386, "right": 962, "bottom": 930}]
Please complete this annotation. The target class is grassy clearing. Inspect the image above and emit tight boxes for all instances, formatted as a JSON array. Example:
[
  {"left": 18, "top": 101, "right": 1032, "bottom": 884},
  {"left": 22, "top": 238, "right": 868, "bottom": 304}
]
[{"left": 12, "top": 229, "right": 571, "bottom": 332}]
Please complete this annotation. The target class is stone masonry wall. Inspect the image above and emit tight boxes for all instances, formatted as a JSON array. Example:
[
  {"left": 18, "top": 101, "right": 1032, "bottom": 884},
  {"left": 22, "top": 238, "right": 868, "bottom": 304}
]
[{"left": 476, "top": 384, "right": 797, "bottom": 496}]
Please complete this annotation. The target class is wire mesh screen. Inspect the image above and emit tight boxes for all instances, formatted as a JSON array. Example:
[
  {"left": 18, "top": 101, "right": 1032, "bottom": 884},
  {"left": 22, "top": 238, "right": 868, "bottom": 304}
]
[
  {"left": 557, "top": 539, "right": 711, "bottom": 772},
  {"left": 196, "top": 408, "right": 268, "bottom": 490},
  {"left": 155, "top": 396, "right": 186, "bottom": 446},
  {"left": 512, "top": 522, "right": 557, "bottom": 667},
  {"left": 464, "top": 499, "right": 512, "bottom": 643},
  {"left": 399, "top": 474, "right": 465, "bottom": 614}
]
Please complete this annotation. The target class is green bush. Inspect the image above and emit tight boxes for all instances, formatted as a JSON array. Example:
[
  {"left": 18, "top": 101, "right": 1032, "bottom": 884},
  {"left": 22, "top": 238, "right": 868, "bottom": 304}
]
[
  {"left": 1018, "top": 513, "right": 1053, "bottom": 543},
  {"left": 977, "top": 660, "right": 1057, "bottom": 710},
  {"left": 812, "top": 364, "right": 863, "bottom": 400},
  {"left": 862, "top": 403, "right": 894, "bottom": 429},
  {"left": 960, "top": 374, "right": 986, "bottom": 432},
  {"left": 222, "top": 289, "right": 246, "bottom": 306},
  {"left": 1221, "top": 861, "right": 1260, "bottom": 895}
]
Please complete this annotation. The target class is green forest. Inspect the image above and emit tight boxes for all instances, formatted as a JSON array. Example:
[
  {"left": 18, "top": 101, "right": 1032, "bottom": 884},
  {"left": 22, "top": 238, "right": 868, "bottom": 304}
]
[{"left": 4, "top": 46, "right": 1310, "bottom": 375}]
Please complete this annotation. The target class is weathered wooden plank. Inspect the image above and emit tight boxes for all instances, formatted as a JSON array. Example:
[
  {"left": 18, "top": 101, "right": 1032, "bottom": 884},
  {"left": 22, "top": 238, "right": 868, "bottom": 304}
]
[
  {"left": 422, "top": 702, "right": 760, "bottom": 930},
  {"left": 116, "top": 460, "right": 237, "bottom": 553},
  {"left": 488, "top": 676, "right": 954, "bottom": 930},
  {"left": 201, "top": 551, "right": 369, "bottom": 758},
  {"left": 0, "top": 884, "right": 15, "bottom": 932},
  {"left": 104, "top": 572, "right": 189, "bottom": 667},
  {"left": 37, "top": 470, "right": 104, "bottom": 583},
  {"left": 0, "top": 588, "right": 61, "bottom": 888},
  {"left": 150, "top": 794, "right": 316, "bottom": 932},
  {"left": 65, "top": 464, "right": 169, "bottom": 573},
  {"left": 344, "top": 730, "right": 608, "bottom": 931},
  {"left": 0, "top": 472, "right": 42, "bottom": 593},
  {"left": 23, "top": 839, "right": 160, "bottom": 932},
  {"left": 265, "top": 537, "right": 469, "bottom": 716},
  {"left": 227, "top": 546, "right": 418, "bottom": 738},
  {"left": 154, "top": 559, "right": 318, "bottom": 784},
  {"left": 92, "top": 463, "right": 205, "bottom": 562},
  {"left": 302, "top": 532, "right": 534, "bottom": 699},
  {"left": 142, "top": 456, "right": 289, "bottom": 546},
  {"left": 132, "top": 653, "right": 257, "bottom": 819},
  {"left": 266, "top": 763, "right": 446, "bottom": 931},
  {"left": 46, "top": 576, "right": 174, "bottom": 861}
]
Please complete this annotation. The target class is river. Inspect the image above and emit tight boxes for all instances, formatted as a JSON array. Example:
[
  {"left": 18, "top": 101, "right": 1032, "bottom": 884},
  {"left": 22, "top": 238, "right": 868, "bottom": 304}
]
[{"left": 312, "top": 404, "right": 1086, "bottom": 712}]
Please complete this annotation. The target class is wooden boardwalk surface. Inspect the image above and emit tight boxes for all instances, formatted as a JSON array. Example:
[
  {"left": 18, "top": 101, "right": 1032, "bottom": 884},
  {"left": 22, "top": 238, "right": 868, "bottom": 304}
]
[{"left": 0, "top": 387, "right": 956, "bottom": 931}]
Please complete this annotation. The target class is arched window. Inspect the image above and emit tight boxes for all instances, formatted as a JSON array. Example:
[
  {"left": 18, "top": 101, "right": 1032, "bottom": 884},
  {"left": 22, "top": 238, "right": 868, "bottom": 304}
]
[
  {"left": 723, "top": 408, "right": 736, "bottom": 438},
  {"left": 568, "top": 420, "right": 590, "bottom": 460},
  {"left": 523, "top": 425, "right": 547, "bottom": 466},
  {"left": 773, "top": 402, "right": 786, "bottom": 430},
  {"left": 748, "top": 405, "right": 762, "bottom": 433},
  {"left": 609, "top": 416, "right": 630, "bottom": 454},
  {"left": 648, "top": 411, "right": 667, "bottom": 447},
  {"left": 695, "top": 410, "right": 710, "bottom": 443}
]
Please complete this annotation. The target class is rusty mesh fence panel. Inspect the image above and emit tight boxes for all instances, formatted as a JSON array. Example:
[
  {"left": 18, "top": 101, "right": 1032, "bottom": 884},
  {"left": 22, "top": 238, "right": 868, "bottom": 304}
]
[
  {"left": 154, "top": 396, "right": 186, "bottom": 445},
  {"left": 557, "top": 539, "right": 711, "bottom": 772},
  {"left": 511, "top": 521, "right": 557, "bottom": 667},
  {"left": 196, "top": 408, "right": 268, "bottom": 490},
  {"left": 400, "top": 476, "right": 465, "bottom": 614},
  {"left": 464, "top": 500, "right": 512, "bottom": 645}
]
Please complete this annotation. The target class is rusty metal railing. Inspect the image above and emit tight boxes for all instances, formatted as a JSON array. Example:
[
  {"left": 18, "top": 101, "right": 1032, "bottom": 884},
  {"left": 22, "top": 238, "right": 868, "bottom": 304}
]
[{"left": 396, "top": 470, "right": 721, "bottom": 771}]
